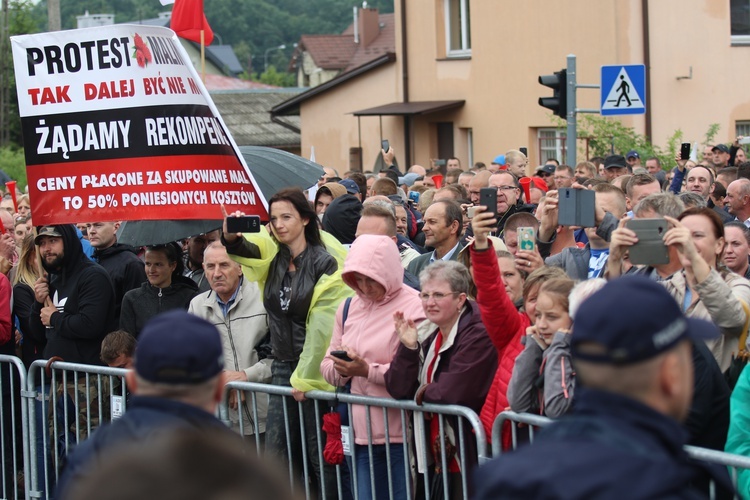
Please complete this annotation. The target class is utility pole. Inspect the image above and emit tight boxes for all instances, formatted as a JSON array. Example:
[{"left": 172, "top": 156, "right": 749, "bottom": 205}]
[{"left": 48, "top": 0, "right": 61, "bottom": 31}]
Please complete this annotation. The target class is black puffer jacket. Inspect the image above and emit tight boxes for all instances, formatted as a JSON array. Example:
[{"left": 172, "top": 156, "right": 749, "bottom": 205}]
[
  {"left": 224, "top": 236, "right": 337, "bottom": 361},
  {"left": 30, "top": 224, "right": 116, "bottom": 365},
  {"left": 119, "top": 276, "right": 199, "bottom": 338}
]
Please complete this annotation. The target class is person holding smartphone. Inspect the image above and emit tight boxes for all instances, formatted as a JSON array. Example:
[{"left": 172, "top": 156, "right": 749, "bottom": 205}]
[{"left": 320, "top": 234, "right": 424, "bottom": 500}]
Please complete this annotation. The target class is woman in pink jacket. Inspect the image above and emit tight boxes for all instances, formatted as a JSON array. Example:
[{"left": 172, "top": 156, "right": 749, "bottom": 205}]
[{"left": 320, "top": 234, "right": 424, "bottom": 500}]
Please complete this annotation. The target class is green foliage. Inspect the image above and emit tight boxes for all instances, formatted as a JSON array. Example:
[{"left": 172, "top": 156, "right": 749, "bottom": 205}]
[
  {"left": 569, "top": 115, "right": 720, "bottom": 170},
  {"left": 250, "top": 66, "right": 296, "bottom": 87},
  {"left": 0, "top": 147, "right": 28, "bottom": 188},
  {"left": 703, "top": 123, "right": 721, "bottom": 148}
]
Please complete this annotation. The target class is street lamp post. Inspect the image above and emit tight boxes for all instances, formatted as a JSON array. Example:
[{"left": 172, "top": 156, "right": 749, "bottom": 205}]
[{"left": 264, "top": 44, "right": 286, "bottom": 73}]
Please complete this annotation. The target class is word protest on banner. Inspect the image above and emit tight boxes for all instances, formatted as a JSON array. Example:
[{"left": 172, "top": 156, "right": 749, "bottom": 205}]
[{"left": 11, "top": 25, "right": 268, "bottom": 225}]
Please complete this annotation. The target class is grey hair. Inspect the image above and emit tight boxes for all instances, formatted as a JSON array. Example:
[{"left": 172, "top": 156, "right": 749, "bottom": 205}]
[
  {"left": 419, "top": 261, "right": 471, "bottom": 294},
  {"left": 633, "top": 193, "right": 686, "bottom": 219},
  {"left": 362, "top": 199, "right": 396, "bottom": 217},
  {"left": 677, "top": 191, "right": 707, "bottom": 209},
  {"left": 568, "top": 278, "right": 607, "bottom": 319}
]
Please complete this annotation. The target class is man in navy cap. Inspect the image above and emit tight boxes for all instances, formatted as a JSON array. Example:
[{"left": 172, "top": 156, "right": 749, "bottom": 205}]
[
  {"left": 474, "top": 276, "right": 733, "bottom": 499},
  {"left": 57, "top": 310, "right": 231, "bottom": 497}
]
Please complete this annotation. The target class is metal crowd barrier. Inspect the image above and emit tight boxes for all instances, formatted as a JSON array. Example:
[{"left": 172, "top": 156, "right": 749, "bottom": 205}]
[
  {"left": 222, "top": 380, "right": 488, "bottom": 500},
  {"left": 26, "top": 359, "right": 128, "bottom": 500},
  {"left": 0, "top": 355, "right": 30, "bottom": 500},
  {"left": 491, "top": 410, "right": 750, "bottom": 500}
]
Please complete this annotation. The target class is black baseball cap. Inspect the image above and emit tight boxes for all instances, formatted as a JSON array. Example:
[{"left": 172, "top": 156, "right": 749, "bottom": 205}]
[
  {"left": 603, "top": 154, "right": 627, "bottom": 169},
  {"left": 712, "top": 144, "right": 730, "bottom": 154},
  {"left": 34, "top": 226, "right": 63, "bottom": 244},
  {"left": 571, "top": 276, "right": 719, "bottom": 365}
]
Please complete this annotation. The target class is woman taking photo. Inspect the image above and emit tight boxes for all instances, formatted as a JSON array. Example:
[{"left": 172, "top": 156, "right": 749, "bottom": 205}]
[
  {"left": 386, "top": 260, "right": 496, "bottom": 498},
  {"left": 223, "top": 187, "right": 351, "bottom": 499},
  {"left": 320, "top": 234, "right": 424, "bottom": 500},
  {"left": 119, "top": 242, "right": 198, "bottom": 338}
]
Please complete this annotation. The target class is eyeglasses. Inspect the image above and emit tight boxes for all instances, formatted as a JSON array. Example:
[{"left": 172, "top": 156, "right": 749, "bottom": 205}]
[
  {"left": 495, "top": 186, "right": 518, "bottom": 192},
  {"left": 538, "top": 172, "right": 553, "bottom": 178},
  {"left": 419, "top": 291, "right": 460, "bottom": 302}
]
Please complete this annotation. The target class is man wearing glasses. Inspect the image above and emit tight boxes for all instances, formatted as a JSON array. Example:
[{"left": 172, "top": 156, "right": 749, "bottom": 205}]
[
  {"left": 488, "top": 172, "right": 536, "bottom": 238},
  {"left": 554, "top": 164, "right": 576, "bottom": 189}
]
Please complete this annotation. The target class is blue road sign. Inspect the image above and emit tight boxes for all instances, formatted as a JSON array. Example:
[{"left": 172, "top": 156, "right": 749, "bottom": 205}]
[{"left": 601, "top": 65, "right": 646, "bottom": 116}]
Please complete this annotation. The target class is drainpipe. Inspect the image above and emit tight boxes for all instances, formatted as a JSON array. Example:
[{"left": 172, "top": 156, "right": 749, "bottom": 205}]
[
  {"left": 642, "top": 0, "right": 652, "bottom": 141},
  {"left": 400, "top": 0, "right": 411, "bottom": 165}
]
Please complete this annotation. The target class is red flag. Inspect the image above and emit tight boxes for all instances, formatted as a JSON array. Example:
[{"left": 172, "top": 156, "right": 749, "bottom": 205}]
[{"left": 170, "top": 0, "right": 214, "bottom": 45}]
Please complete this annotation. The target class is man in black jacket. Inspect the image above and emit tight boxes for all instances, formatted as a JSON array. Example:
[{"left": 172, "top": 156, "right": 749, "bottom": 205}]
[
  {"left": 87, "top": 221, "right": 146, "bottom": 321},
  {"left": 30, "top": 224, "right": 116, "bottom": 365}
]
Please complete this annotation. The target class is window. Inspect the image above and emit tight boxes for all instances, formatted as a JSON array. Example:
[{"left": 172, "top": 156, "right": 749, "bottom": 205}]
[
  {"left": 731, "top": 0, "right": 750, "bottom": 44},
  {"left": 538, "top": 128, "right": 566, "bottom": 164},
  {"left": 445, "top": 0, "right": 471, "bottom": 56},
  {"left": 737, "top": 121, "right": 750, "bottom": 137}
]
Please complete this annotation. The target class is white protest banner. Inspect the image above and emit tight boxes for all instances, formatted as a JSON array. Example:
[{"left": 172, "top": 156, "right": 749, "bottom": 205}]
[{"left": 11, "top": 25, "right": 267, "bottom": 225}]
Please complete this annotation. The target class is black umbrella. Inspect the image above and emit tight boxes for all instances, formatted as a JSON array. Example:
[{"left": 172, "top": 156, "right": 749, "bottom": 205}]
[
  {"left": 117, "top": 219, "right": 222, "bottom": 247},
  {"left": 117, "top": 147, "right": 324, "bottom": 246},
  {"left": 239, "top": 145, "right": 325, "bottom": 200}
]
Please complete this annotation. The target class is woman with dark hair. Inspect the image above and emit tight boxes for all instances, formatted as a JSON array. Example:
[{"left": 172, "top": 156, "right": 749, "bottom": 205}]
[
  {"left": 223, "top": 187, "right": 352, "bottom": 499},
  {"left": 119, "top": 242, "right": 198, "bottom": 338},
  {"left": 658, "top": 206, "right": 750, "bottom": 371}
]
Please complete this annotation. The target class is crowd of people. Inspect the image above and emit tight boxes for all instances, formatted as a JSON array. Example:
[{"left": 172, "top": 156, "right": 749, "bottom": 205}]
[{"left": 4, "top": 137, "right": 750, "bottom": 499}]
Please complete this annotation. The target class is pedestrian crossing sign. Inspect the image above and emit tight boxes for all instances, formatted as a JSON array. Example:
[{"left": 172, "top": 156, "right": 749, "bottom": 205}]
[{"left": 600, "top": 65, "right": 646, "bottom": 116}]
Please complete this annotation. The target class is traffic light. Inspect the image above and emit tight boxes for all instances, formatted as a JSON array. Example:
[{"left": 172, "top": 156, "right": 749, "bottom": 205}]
[{"left": 538, "top": 69, "right": 567, "bottom": 118}]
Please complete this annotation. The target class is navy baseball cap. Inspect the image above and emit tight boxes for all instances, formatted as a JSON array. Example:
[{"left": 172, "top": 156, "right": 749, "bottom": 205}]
[
  {"left": 339, "top": 178, "right": 360, "bottom": 195},
  {"left": 626, "top": 150, "right": 640, "bottom": 159},
  {"left": 135, "top": 311, "right": 224, "bottom": 384},
  {"left": 571, "top": 275, "right": 719, "bottom": 365},
  {"left": 712, "top": 144, "right": 730, "bottom": 154}
]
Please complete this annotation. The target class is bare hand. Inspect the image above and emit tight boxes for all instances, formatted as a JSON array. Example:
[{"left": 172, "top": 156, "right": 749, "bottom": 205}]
[
  {"left": 608, "top": 217, "right": 638, "bottom": 262},
  {"left": 537, "top": 190, "right": 559, "bottom": 241},
  {"left": 40, "top": 298, "right": 56, "bottom": 327},
  {"left": 223, "top": 370, "right": 248, "bottom": 410},
  {"left": 663, "top": 216, "right": 700, "bottom": 269},
  {"left": 34, "top": 276, "right": 49, "bottom": 304},
  {"left": 331, "top": 347, "right": 369, "bottom": 378},
  {"left": 514, "top": 249, "right": 543, "bottom": 273},
  {"left": 470, "top": 207, "right": 497, "bottom": 250},
  {"left": 393, "top": 311, "right": 418, "bottom": 349},
  {"left": 675, "top": 153, "right": 688, "bottom": 171},
  {"left": 291, "top": 388, "right": 307, "bottom": 402},
  {"left": 526, "top": 325, "right": 548, "bottom": 350},
  {"left": 14, "top": 329, "right": 21, "bottom": 346},
  {"left": 221, "top": 204, "right": 245, "bottom": 244},
  {"left": 0, "top": 234, "right": 14, "bottom": 261},
  {"left": 382, "top": 147, "right": 395, "bottom": 166}
]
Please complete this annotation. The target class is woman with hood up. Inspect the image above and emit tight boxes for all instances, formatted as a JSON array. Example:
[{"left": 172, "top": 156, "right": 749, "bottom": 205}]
[{"left": 320, "top": 234, "right": 424, "bottom": 500}]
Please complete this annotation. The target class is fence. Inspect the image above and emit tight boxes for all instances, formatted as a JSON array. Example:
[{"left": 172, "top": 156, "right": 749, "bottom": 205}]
[
  {"left": 221, "top": 381, "right": 488, "bottom": 500},
  {"left": 492, "top": 410, "right": 750, "bottom": 500},
  {"left": 26, "top": 359, "right": 127, "bottom": 499},
  {"left": 5, "top": 354, "right": 750, "bottom": 500}
]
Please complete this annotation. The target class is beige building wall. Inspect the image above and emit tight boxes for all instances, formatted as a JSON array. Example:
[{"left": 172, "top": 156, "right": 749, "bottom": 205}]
[
  {"left": 297, "top": 0, "right": 750, "bottom": 173},
  {"left": 300, "top": 62, "right": 400, "bottom": 172}
]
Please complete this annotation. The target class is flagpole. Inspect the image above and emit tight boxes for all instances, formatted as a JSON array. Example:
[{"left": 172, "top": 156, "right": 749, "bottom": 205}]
[{"left": 200, "top": 29, "right": 205, "bottom": 82}]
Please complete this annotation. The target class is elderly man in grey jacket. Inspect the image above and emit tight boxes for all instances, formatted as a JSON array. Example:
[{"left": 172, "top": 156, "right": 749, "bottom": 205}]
[{"left": 188, "top": 242, "right": 272, "bottom": 441}]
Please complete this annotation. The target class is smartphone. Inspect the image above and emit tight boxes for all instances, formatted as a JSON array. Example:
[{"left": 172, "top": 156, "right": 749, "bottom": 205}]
[
  {"left": 467, "top": 206, "right": 477, "bottom": 219},
  {"left": 479, "top": 187, "right": 498, "bottom": 219},
  {"left": 434, "top": 159, "right": 447, "bottom": 167},
  {"left": 519, "top": 147, "right": 528, "bottom": 157},
  {"left": 740, "top": 137, "right": 750, "bottom": 145},
  {"left": 518, "top": 227, "right": 536, "bottom": 252},
  {"left": 408, "top": 191, "right": 420, "bottom": 204},
  {"left": 226, "top": 215, "right": 261, "bottom": 234},
  {"left": 558, "top": 188, "right": 596, "bottom": 227},
  {"left": 381, "top": 139, "right": 390, "bottom": 152},
  {"left": 625, "top": 219, "right": 669, "bottom": 266},
  {"left": 330, "top": 350, "right": 353, "bottom": 362},
  {"left": 680, "top": 143, "right": 691, "bottom": 161}
]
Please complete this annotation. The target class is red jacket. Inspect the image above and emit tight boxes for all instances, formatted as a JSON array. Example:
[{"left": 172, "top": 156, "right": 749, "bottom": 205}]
[{"left": 471, "top": 242, "right": 530, "bottom": 447}]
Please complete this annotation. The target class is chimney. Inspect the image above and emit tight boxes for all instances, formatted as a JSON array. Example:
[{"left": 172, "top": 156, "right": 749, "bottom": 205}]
[
  {"left": 358, "top": 7, "right": 380, "bottom": 46},
  {"left": 353, "top": 7, "right": 359, "bottom": 44}
]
